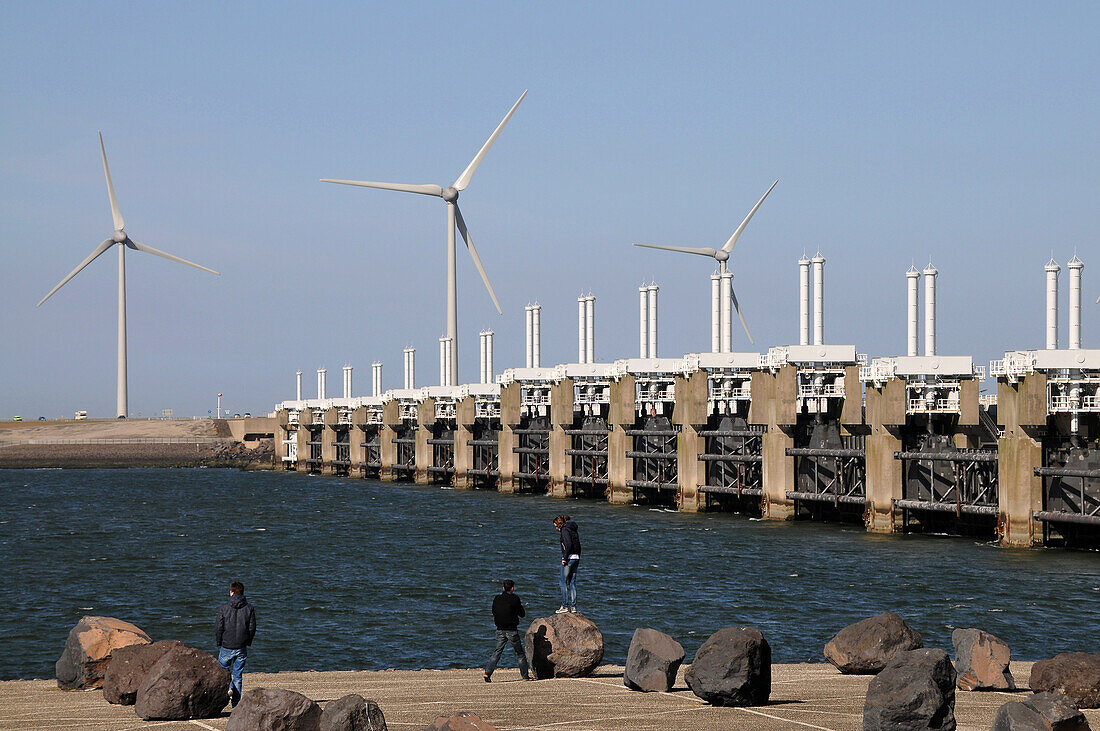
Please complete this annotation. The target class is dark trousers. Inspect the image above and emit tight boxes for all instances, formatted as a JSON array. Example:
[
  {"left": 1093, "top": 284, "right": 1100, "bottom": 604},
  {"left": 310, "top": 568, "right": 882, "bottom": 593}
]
[{"left": 485, "top": 629, "right": 530, "bottom": 678}]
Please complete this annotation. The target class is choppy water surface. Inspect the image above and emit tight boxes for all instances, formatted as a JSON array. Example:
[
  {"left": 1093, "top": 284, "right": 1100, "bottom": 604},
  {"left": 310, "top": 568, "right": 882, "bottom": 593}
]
[{"left": 1, "top": 468, "right": 1097, "bottom": 680}]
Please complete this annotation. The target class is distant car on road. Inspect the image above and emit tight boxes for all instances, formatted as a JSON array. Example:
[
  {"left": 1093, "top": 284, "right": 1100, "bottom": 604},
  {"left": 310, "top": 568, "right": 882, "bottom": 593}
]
[
  {"left": 37, "top": 416, "right": 45, "bottom": 421},
  {"left": 74, "top": 411, "right": 87, "bottom": 421},
  {"left": 11, "top": 416, "right": 22, "bottom": 421}
]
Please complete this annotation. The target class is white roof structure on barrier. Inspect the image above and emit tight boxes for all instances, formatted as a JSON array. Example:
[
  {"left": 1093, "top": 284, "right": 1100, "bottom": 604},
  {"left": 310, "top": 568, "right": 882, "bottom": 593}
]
[
  {"left": 418, "top": 386, "right": 465, "bottom": 400},
  {"left": 383, "top": 388, "right": 423, "bottom": 401},
  {"left": 499, "top": 367, "right": 560, "bottom": 384},
  {"left": 691, "top": 352, "right": 761, "bottom": 370},
  {"left": 991, "top": 349, "right": 1100, "bottom": 379},
  {"left": 1030, "top": 349, "right": 1100, "bottom": 370},
  {"left": 561, "top": 363, "right": 619, "bottom": 379},
  {"left": 613, "top": 358, "right": 689, "bottom": 376},
  {"left": 459, "top": 383, "right": 501, "bottom": 397},
  {"left": 765, "top": 342, "right": 858, "bottom": 364},
  {"left": 891, "top": 355, "right": 976, "bottom": 377}
]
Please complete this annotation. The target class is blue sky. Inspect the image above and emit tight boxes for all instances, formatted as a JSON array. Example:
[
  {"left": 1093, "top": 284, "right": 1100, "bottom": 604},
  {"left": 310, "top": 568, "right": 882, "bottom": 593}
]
[{"left": 1, "top": 2, "right": 1097, "bottom": 418}]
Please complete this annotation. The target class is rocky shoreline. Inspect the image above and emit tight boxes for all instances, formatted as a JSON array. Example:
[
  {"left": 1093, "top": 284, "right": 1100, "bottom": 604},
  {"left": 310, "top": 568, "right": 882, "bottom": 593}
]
[
  {"left": 37, "top": 612, "right": 1100, "bottom": 730},
  {"left": 0, "top": 439, "right": 275, "bottom": 470}
]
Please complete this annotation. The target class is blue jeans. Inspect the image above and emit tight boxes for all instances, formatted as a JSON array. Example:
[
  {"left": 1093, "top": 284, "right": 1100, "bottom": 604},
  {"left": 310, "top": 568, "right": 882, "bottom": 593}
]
[
  {"left": 218, "top": 646, "right": 247, "bottom": 702},
  {"left": 485, "top": 630, "right": 530, "bottom": 679},
  {"left": 560, "top": 558, "right": 579, "bottom": 608}
]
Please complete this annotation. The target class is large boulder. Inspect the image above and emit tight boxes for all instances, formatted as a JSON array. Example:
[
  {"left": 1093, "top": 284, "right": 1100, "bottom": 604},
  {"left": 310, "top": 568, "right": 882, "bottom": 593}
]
[
  {"left": 103, "top": 640, "right": 185, "bottom": 705},
  {"left": 824, "top": 611, "right": 922, "bottom": 674},
  {"left": 525, "top": 613, "right": 604, "bottom": 679},
  {"left": 55, "top": 615, "right": 152, "bottom": 689},
  {"left": 1030, "top": 653, "right": 1100, "bottom": 708},
  {"left": 623, "top": 628, "right": 684, "bottom": 692},
  {"left": 320, "top": 693, "right": 387, "bottom": 731},
  {"left": 423, "top": 712, "right": 499, "bottom": 730},
  {"left": 863, "top": 648, "right": 957, "bottom": 731},
  {"left": 991, "top": 691, "right": 1091, "bottom": 730},
  {"left": 227, "top": 688, "right": 322, "bottom": 730},
  {"left": 952, "top": 628, "right": 1015, "bottom": 691},
  {"left": 684, "top": 626, "right": 771, "bottom": 707},
  {"left": 134, "top": 645, "right": 229, "bottom": 720}
]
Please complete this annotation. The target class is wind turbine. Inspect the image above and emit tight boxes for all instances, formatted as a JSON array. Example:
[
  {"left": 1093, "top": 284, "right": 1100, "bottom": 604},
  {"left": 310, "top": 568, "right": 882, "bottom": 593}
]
[
  {"left": 634, "top": 180, "right": 778, "bottom": 353},
  {"left": 37, "top": 132, "right": 220, "bottom": 419},
  {"left": 322, "top": 90, "right": 526, "bottom": 386}
]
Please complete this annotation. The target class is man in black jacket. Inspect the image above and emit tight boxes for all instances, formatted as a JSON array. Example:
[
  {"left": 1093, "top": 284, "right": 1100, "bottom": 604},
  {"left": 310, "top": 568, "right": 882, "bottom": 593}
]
[
  {"left": 215, "top": 581, "right": 256, "bottom": 707},
  {"left": 554, "top": 515, "right": 581, "bottom": 614},
  {"left": 483, "top": 579, "right": 531, "bottom": 682}
]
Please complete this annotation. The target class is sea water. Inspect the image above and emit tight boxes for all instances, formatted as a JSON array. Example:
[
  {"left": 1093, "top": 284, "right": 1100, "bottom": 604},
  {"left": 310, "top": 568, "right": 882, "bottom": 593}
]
[{"left": 1, "top": 468, "right": 1097, "bottom": 680}]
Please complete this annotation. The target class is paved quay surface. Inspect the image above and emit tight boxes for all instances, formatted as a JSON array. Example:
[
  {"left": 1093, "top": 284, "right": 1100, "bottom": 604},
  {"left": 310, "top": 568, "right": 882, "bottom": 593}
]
[{"left": 4, "top": 661, "right": 1097, "bottom": 730}]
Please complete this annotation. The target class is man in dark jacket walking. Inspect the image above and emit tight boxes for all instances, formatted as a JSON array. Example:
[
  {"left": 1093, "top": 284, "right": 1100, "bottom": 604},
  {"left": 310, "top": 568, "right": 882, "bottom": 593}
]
[
  {"left": 215, "top": 581, "right": 256, "bottom": 707},
  {"left": 483, "top": 579, "right": 531, "bottom": 682},
  {"left": 554, "top": 515, "right": 581, "bottom": 614}
]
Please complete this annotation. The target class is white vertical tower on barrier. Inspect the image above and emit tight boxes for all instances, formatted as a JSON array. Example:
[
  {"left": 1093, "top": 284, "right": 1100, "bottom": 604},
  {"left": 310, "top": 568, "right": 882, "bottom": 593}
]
[
  {"left": 524, "top": 304, "right": 541, "bottom": 368},
  {"left": 372, "top": 362, "right": 382, "bottom": 397},
  {"left": 638, "top": 286, "right": 648, "bottom": 358},
  {"left": 799, "top": 254, "right": 811, "bottom": 346},
  {"left": 342, "top": 365, "right": 353, "bottom": 398},
  {"left": 532, "top": 303, "right": 541, "bottom": 368},
  {"left": 577, "top": 296, "right": 587, "bottom": 363},
  {"left": 480, "top": 330, "right": 494, "bottom": 383},
  {"left": 317, "top": 368, "right": 327, "bottom": 400},
  {"left": 1068, "top": 254, "right": 1083, "bottom": 350},
  {"left": 812, "top": 252, "right": 826, "bottom": 346},
  {"left": 1046, "top": 257, "right": 1061, "bottom": 350},
  {"left": 710, "top": 273, "right": 721, "bottom": 353},
  {"left": 296, "top": 370, "right": 303, "bottom": 401},
  {"left": 439, "top": 337, "right": 449, "bottom": 386},
  {"left": 906, "top": 266, "right": 920, "bottom": 357},
  {"left": 576, "top": 295, "right": 596, "bottom": 363},
  {"left": 585, "top": 296, "right": 595, "bottom": 363},
  {"left": 647, "top": 284, "right": 659, "bottom": 358},
  {"left": 719, "top": 271, "right": 733, "bottom": 352},
  {"left": 403, "top": 348, "right": 416, "bottom": 390},
  {"left": 923, "top": 263, "right": 938, "bottom": 356},
  {"left": 525, "top": 305, "right": 534, "bottom": 368}
]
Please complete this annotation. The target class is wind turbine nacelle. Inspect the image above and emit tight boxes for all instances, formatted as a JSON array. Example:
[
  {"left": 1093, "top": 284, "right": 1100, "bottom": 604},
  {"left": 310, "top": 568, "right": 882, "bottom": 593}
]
[
  {"left": 112, "top": 231, "right": 127, "bottom": 243},
  {"left": 441, "top": 186, "right": 459, "bottom": 203},
  {"left": 714, "top": 250, "right": 729, "bottom": 263}
]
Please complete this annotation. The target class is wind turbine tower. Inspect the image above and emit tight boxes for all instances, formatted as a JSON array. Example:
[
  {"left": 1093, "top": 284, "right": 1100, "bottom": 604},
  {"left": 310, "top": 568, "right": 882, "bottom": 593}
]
[
  {"left": 633, "top": 181, "right": 778, "bottom": 353},
  {"left": 322, "top": 91, "right": 527, "bottom": 385},
  {"left": 37, "top": 133, "right": 220, "bottom": 418}
]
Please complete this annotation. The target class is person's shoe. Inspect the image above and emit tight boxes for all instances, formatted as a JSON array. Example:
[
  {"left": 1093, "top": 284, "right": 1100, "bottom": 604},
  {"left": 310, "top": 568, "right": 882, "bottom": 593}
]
[
  {"left": 554, "top": 606, "right": 569, "bottom": 614},
  {"left": 522, "top": 676, "right": 534, "bottom": 681},
  {"left": 483, "top": 673, "right": 492, "bottom": 683},
  {"left": 569, "top": 606, "right": 578, "bottom": 613}
]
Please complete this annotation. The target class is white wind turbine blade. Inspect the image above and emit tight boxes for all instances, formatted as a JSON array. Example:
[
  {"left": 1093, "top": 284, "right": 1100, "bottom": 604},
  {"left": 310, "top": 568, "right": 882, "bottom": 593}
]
[
  {"left": 37, "top": 239, "right": 115, "bottom": 307},
  {"left": 452, "top": 90, "right": 528, "bottom": 192},
  {"left": 721, "top": 179, "right": 779, "bottom": 254},
  {"left": 129, "top": 240, "right": 220, "bottom": 275},
  {"left": 454, "top": 204, "right": 502, "bottom": 314},
  {"left": 1096, "top": 294, "right": 1100, "bottom": 304},
  {"left": 99, "top": 132, "right": 124, "bottom": 231},
  {"left": 731, "top": 287, "right": 754, "bottom": 344},
  {"left": 320, "top": 179, "right": 443, "bottom": 197},
  {"left": 633, "top": 243, "right": 718, "bottom": 258}
]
